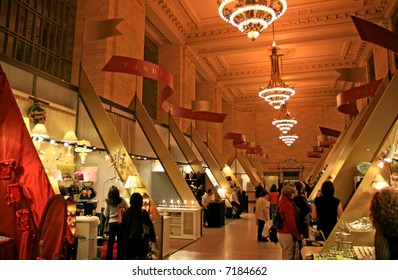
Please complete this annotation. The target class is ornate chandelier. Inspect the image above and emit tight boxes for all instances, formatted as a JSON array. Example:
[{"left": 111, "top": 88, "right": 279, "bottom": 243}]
[
  {"left": 279, "top": 134, "right": 298, "bottom": 146},
  {"left": 259, "top": 34, "right": 295, "bottom": 109},
  {"left": 272, "top": 104, "right": 297, "bottom": 134},
  {"left": 217, "top": 0, "right": 288, "bottom": 41}
]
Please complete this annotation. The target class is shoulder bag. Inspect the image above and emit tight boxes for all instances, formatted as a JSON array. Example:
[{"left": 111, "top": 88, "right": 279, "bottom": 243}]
[{"left": 272, "top": 207, "right": 283, "bottom": 229}]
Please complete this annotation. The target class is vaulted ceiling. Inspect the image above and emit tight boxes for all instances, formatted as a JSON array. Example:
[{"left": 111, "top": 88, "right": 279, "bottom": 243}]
[
  {"left": 146, "top": 0, "right": 393, "bottom": 110},
  {"left": 144, "top": 0, "right": 396, "bottom": 169}
]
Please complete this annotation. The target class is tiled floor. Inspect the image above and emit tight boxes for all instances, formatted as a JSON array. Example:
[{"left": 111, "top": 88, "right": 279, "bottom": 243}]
[{"left": 166, "top": 212, "right": 282, "bottom": 260}]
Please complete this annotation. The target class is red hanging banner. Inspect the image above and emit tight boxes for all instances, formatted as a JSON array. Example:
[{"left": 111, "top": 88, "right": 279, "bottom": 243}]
[{"left": 102, "top": 55, "right": 227, "bottom": 123}]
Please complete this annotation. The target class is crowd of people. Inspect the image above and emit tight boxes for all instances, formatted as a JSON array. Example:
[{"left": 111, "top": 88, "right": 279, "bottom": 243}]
[
  {"left": 99, "top": 177, "right": 398, "bottom": 261},
  {"left": 253, "top": 179, "right": 342, "bottom": 260}
]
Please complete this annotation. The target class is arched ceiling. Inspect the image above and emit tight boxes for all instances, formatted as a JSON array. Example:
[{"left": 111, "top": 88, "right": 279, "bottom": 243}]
[{"left": 146, "top": 0, "right": 394, "bottom": 112}]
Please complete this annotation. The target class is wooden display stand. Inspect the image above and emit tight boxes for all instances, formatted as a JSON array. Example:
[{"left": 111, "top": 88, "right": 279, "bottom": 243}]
[
  {"left": 76, "top": 216, "right": 100, "bottom": 260},
  {"left": 157, "top": 207, "right": 201, "bottom": 240}
]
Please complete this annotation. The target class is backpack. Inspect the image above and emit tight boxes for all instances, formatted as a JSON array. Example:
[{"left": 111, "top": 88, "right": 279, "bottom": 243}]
[{"left": 128, "top": 210, "right": 150, "bottom": 241}]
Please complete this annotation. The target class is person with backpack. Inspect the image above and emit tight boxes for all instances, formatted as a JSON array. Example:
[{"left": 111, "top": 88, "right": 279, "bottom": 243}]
[{"left": 118, "top": 192, "right": 156, "bottom": 260}]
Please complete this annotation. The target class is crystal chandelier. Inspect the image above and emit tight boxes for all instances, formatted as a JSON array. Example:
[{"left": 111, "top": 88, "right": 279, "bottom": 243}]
[
  {"left": 279, "top": 134, "right": 298, "bottom": 146},
  {"left": 272, "top": 104, "right": 297, "bottom": 134},
  {"left": 217, "top": 0, "right": 288, "bottom": 41},
  {"left": 259, "top": 26, "right": 295, "bottom": 109}
]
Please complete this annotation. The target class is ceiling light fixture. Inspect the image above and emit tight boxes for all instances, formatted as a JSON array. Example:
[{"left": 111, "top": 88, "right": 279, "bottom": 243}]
[
  {"left": 259, "top": 25, "right": 295, "bottom": 109},
  {"left": 272, "top": 104, "right": 297, "bottom": 134},
  {"left": 279, "top": 134, "right": 298, "bottom": 146},
  {"left": 217, "top": 0, "right": 288, "bottom": 41}
]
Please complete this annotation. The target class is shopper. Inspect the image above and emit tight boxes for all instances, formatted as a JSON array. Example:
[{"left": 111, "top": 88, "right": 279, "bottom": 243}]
[
  {"left": 370, "top": 187, "right": 398, "bottom": 260},
  {"left": 255, "top": 190, "right": 270, "bottom": 242},
  {"left": 277, "top": 185, "right": 303, "bottom": 260},
  {"left": 202, "top": 188, "right": 215, "bottom": 227},
  {"left": 104, "top": 186, "right": 129, "bottom": 260},
  {"left": 230, "top": 187, "right": 242, "bottom": 218},
  {"left": 293, "top": 181, "right": 311, "bottom": 238},
  {"left": 311, "top": 180, "right": 343, "bottom": 240},
  {"left": 268, "top": 184, "right": 280, "bottom": 219},
  {"left": 118, "top": 192, "right": 156, "bottom": 260}
]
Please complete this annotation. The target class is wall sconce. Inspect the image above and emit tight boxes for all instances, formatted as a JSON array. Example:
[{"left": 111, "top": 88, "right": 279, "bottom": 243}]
[
  {"left": 74, "top": 140, "right": 92, "bottom": 164},
  {"left": 125, "top": 175, "right": 140, "bottom": 189}
]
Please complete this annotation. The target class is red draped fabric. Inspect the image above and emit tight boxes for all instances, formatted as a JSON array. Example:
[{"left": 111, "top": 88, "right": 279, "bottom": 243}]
[{"left": 0, "top": 65, "right": 54, "bottom": 259}]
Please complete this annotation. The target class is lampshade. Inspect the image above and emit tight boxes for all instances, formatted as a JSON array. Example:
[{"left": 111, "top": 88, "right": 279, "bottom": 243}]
[
  {"left": 23, "top": 117, "right": 31, "bottom": 135},
  {"left": 31, "top": 123, "right": 49, "bottom": 138},
  {"left": 125, "top": 175, "right": 139, "bottom": 189},
  {"left": 74, "top": 140, "right": 93, "bottom": 153},
  {"left": 192, "top": 100, "right": 210, "bottom": 112},
  {"left": 62, "top": 131, "right": 78, "bottom": 143},
  {"left": 372, "top": 174, "right": 389, "bottom": 190},
  {"left": 384, "top": 145, "right": 396, "bottom": 163}
]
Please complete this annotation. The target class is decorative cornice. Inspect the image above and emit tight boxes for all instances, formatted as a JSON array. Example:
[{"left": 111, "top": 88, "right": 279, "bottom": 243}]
[
  {"left": 183, "top": 46, "right": 197, "bottom": 65},
  {"left": 187, "top": 2, "right": 387, "bottom": 40},
  {"left": 216, "top": 61, "right": 358, "bottom": 80},
  {"left": 135, "top": 0, "right": 146, "bottom": 9},
  {"left": 154, "top": 0, "right": 189, "bottom": 38},
  {"left": 201, "top": 57, "right": 218, "bottom": 76}
]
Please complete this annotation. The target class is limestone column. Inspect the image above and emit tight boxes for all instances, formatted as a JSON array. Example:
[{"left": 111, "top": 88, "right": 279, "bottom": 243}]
[
  {"left": 73, "top": 0, "right": 146, "bottom": 107},
  {"left": 157, "top": 45, "right": 197, "bottom": 133}
]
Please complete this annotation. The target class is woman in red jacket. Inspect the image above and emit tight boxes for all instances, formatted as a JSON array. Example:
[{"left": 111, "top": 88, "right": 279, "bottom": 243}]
[{"left": 277, "top": 184, "right": 303, "bottom": 260}]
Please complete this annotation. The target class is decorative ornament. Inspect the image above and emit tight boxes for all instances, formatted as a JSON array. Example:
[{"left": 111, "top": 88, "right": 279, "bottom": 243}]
[
  {"left": 16, "top": 209, "right": 31, "bottom": 231},
  {"left": 0, "top": 160, "right": 16, "bottom": 180},
  {"left": 27, "top": 103, "right": 47, "bottom": 125},
  {"left": 357, "top": 162, "right": 371, "bottom": 174},
  {"left": 6, "top": 183, "right": 22, "bottom": 205}
]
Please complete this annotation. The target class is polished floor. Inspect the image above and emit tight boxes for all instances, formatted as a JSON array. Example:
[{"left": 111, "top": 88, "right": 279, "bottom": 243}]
[{"left": 166, "top": 211, "right": 282, "bottom": 260}]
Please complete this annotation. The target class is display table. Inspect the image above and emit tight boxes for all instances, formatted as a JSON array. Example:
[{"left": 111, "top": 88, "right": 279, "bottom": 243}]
[
  {"left": 157, "top": 207, "right": 201, "bottom": 240},
  {"left": 208, "top": 201, "right": 225, "bottom": 228},
  {"left": 0, "top": 236, "right": 15, "bottom": 260},
  {"left": 76, "top": 216, "right": 100, "bottom": 260},
  {"left": 161, "top": 216, "right": 170, "bottom": 257}
]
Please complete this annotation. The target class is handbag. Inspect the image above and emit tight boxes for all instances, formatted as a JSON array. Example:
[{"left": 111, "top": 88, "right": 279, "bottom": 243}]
[
  {"left": 269, "top": 226, "right": 278, "bottom": 244},
  {"left": 117, "top": 208, "right": 124, "bottom": 224},
  {"left": 142, "top": 224, "right": 150, "bottom": 238},
  {"left": 117, "top": 201, "right": 126, "bottom": 224}
]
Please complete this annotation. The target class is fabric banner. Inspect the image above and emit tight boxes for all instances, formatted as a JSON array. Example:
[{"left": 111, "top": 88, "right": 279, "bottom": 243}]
[
  {"left": 351, "top": 16, "right": 398, "bottom": 54},
  {"left": 102, "top": 55, "right": 227, "bottom": 123},
  {"left": 83, "top": 18, "right": 123, "bottom": 42},
  {"left": 307, "top": 151, "right": 323, "bottom": 158},
  {"left": 336, "top": 79, "right": 383, "bottom": 115},
  {"left": 336, "top": 67, "right": 367, "bottom": 82},
  {"left": 224, "top": 132, "right": 246, "bottom": 146},
  {"left": 319, "top": 127, "right": 341, "bottom": 138}
]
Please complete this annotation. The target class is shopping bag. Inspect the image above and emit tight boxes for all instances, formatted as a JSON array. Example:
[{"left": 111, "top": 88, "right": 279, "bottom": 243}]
[{"left": 262, "top": 220, "right": 270, "bottom": 237}]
